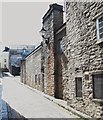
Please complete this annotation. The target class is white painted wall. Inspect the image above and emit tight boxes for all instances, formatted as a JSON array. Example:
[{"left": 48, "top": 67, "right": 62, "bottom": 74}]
[{"left": 1, "top": 52, "right": 9, "bottom": 70}]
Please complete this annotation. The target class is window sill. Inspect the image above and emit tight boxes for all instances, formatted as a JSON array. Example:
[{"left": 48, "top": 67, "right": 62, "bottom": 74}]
[
  {"left": 96, "top": 39, "right": 103, "bottom": 45},
  {"left": 92, "top": 99, "right": 103, "bottom": 103},
  {"left": 76, "top": 97, "right": 83, "bottom": 101},
  {"left": 92, "top": 12, "right": 103, "bottom": 21}
]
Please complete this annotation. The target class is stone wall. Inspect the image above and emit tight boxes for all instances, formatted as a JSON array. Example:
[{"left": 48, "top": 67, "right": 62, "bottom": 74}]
[
  {"left": 65, "top": 2, "right": 103, "bottom": 118},
  {"left": 61, "top": 35, "right": 68, "bottom": 100},
  {"left": 21, "top": 46, "right": 42, "bottom": 91},
  {"left": 21, "top": 3, "right": 65, "bottom": 98},
  {"left": 20, "top": 2, "right": 103, "bottom": 118},
  {"left": 42, "top": 3, "right": 63, "bottom": 97},
  {"left": 21, "top": 60, "right": 26, "bottom": 84}
]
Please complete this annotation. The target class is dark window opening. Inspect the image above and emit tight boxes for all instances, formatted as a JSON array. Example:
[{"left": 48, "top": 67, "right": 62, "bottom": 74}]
[
  {"left": 4, "top": 59, "right": 6, "bottom": 62},
  {"left": 92, "top": 74, "right": 103, "bottom": 99},
  {"left": 75, "top": 77, "right": 82, "bottom": 97},
  {"left": 85, "top": 75, "right": 89, "bottom": 80},
  {"left": 35, "top": 75, "right": 37, "bottom": 84},
  {"left": 38, "top": 74, "right": 40, "bottom": 85}
]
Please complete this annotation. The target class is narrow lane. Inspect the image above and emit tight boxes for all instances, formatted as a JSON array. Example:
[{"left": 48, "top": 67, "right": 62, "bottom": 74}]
[{"left": 2, "top": 76, "right": 78, "bottom": 118}]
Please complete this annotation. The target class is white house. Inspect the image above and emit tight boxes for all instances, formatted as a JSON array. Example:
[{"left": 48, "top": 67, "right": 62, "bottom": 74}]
[{"left": 1, "top": 51, "right": 9, "bottom": 71}]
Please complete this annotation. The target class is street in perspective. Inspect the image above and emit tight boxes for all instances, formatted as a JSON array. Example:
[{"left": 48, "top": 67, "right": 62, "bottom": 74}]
[
  {"left": 0, "top": 0, "right": 103, "bottom": 119},
  {"left": 2, "top": 75, "right": 79, "bottom": 118}
]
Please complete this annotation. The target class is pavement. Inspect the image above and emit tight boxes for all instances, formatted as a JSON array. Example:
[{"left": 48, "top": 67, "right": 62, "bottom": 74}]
[
  {"left": 0, "top": 75, "right": 25, "bottom": 119},
  {"left": 16, "top": 76, "right": 91, "bottom": 119},
  {"left": 19, "top": 79, "right": 91, "bottom": 119},
  {"left": 1, "top": 100, "right": 26, "bottom": 119},
  {"left": 2, "top": 76, "right": 80, "bottom": 119}
]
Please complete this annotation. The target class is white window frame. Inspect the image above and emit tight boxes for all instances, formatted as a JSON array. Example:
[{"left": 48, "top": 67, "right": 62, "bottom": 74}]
[{"left": 96, "top": 15, "right": 103, "bottom": 40}]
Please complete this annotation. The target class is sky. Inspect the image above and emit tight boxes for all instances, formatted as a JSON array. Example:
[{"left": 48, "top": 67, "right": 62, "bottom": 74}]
[{"left": 1, "top": 0, "right": 65, "bottom": 49}]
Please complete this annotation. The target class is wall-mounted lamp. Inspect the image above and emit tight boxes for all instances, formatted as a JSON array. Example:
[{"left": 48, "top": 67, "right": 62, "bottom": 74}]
[
  {"left": 40, "top": 27, "right": 50, "bottom": 47},
  {"left": 40, "top": 27, "right": 47, "bottom": 38}
]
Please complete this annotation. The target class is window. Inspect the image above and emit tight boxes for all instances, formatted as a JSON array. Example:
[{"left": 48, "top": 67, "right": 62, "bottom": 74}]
[
  {"left": 85, "top": 75, "right": 89, "bottom": 80},
  {"left": 38, "top": 74, "right": 40, "bottom": 85},
  {"left": 75, "top": 77, "right": 82, "bottom": 97},
  {"left": 96, "top": 15, "right": 103, "bottom": 40},
  {"left": 58, "top": 39, "right": 63, "bottom": 54},
  {"left": 4, "top": 59, "right": 6, "bottom": 62},
  {"left": 35, "top": 75, "right": 37, "bottom": 84},
  {"left": 92, "top": 74, "right": 103, "bottom": 99}
]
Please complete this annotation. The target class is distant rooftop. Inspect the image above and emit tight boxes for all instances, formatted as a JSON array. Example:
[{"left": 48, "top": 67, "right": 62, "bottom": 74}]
[{"left": 9, "top": 45, "right": 35, "bottom": 50}]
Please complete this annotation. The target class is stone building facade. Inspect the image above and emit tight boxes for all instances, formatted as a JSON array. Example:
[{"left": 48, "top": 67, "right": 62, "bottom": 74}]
[
  {"left": 21, "top": 2, "right": 103, "bottom": 118},
  {"left": 21, "top": 3, "right": 67, "bottom": 98},
  {"left": 21, "top": 45, "right": 43, "bottom": 91},
  {"left": 41, "top": 3, "right": 64, "bottom": 97},
  {"left": 65, "top": 2, "right": 103, "bottom": 118}
]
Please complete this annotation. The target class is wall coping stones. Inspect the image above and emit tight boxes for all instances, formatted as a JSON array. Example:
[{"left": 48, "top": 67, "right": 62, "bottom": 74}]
[
  {"left": 43, "top": 3, "right": 63, "bottom": 23},
  {"left": 26, "top": 44, "right": 42, "bottom": 59},
  {"left": 92, "top": 99, "right": 103, "bottom": 104}
]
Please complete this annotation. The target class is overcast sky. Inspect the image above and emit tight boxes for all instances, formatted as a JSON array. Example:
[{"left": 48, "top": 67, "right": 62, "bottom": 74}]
[{"left": 2, "top": 1, "right": 64, "bottom": 49}]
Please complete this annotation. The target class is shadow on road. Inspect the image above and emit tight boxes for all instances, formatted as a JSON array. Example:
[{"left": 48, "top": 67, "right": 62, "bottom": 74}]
[
  {"left": 1, "top": 100, "right": 82, "bottom": 120},
  {"left": 2, "top": 100, "right": 27, "bottom": 120}
]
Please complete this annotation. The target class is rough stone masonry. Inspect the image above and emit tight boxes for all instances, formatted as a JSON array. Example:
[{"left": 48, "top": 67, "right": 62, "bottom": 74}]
[
  {"left": 21, "top": 2, "right": 103, "bottom": 118},
  {"left": 65, "top": 2, "right": 103, "bottom": 118},
  {"left": 41, "top": 4, "right": 64, "bottom": 97}
]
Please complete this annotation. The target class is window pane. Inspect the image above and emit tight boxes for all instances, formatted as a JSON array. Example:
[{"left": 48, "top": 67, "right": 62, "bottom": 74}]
[
  {"left": 97, "top": 16, "right": 103, "bottom": 39},
  {"left": 35, "top": 75, "right": 37, "bottom": 84},
  {"left": 85, "top": 75, "right": 89, "bottom": 80},
  {"left": 4, "top": 59, "right": 6, "bottom": 62},
  {"left": 99, "top": 16, "right": 103, "bottom": 23},
  {"left": 99, "top": 22, "right": 103, "bottom": 28},
  {"left": 75, "top": 77, "right": 82, "bottom": 97},
  {"left": 99, "top": 27, "right": 103, "bottom": 33},
  {"left": 93, "top": 74, "right": 103, "bottom": 99},
  {"left": 100, "top": 33, "right": 103, "bottom": 39},
  {"left": 58, "top": 39, "right": 63, "bottom": 54},
  {"left": 38, "top": 74, "right": 40, "bottom": 85}
]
